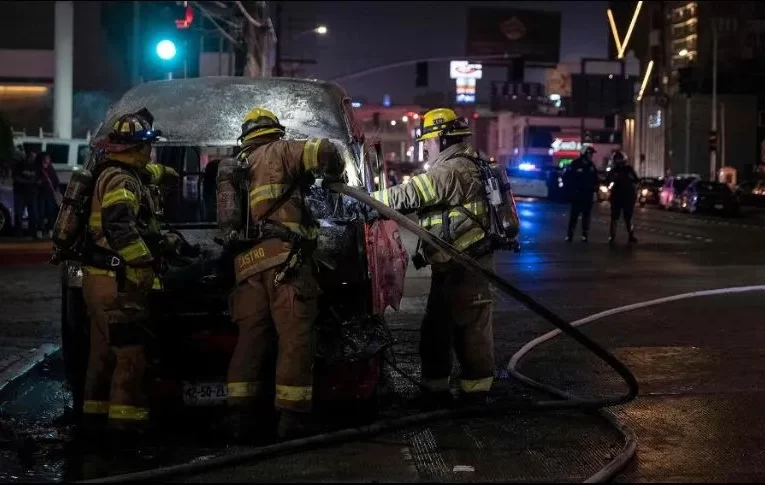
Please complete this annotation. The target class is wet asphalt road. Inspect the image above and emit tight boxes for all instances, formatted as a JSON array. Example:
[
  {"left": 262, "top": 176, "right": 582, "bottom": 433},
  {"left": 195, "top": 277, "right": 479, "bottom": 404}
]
[{"left": 1, "top": 200, "right": 765, "bottom": 482}]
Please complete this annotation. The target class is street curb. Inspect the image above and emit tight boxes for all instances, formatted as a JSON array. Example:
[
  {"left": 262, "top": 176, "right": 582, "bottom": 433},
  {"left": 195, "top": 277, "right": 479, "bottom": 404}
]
[
  {"left": 0, "top": 241, "right": 53, "bottom": 265},
  {"left": 0, "top": 343, "right": 60, "bottom": 395}
]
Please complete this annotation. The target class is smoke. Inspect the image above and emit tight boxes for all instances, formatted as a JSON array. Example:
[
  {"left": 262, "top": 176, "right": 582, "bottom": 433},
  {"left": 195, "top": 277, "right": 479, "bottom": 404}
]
[{"left": 72, "top": 91, "right": 120, "bottom": 138}]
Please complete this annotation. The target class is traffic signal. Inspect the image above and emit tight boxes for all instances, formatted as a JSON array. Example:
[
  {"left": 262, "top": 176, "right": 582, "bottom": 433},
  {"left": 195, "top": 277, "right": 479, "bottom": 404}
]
[
  {"left": 709, "top": 131, "right": 718, "bottom": 153},
  {"left": 415, "top": 62, "right": 428, "bottom": 88},
  {"left": 156, "top": 39, "right": 177, "bottom": 60}
]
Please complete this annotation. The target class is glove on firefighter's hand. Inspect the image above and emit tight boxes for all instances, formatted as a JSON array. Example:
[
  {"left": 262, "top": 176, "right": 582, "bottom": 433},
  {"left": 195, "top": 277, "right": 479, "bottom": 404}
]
[{"left": 125, "top": 266, "right": 157, "bottom": 292}]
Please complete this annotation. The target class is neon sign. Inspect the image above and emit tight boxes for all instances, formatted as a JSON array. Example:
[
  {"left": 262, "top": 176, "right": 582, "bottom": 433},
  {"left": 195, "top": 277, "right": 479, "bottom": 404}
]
[{"left": 551, "top": 138, "right": 582, "bottom": 152}]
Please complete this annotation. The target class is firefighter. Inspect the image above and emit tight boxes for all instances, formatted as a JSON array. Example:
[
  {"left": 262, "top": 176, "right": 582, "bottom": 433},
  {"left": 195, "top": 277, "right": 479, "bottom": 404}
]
[
  {"left": 365, "top": 108, "right": 500, "bottom": 409},
  {"left": 80, "top": 109, "right": 176, "bottom": 439},
  {"left": 221, "top": 107, "right": 345, "bottom": 440},
  {"left": 606, "top": 151, "right": 638, "bottom": 244},
  {"left": 563, "top": 145, "right": 599, "bottom": 242}
]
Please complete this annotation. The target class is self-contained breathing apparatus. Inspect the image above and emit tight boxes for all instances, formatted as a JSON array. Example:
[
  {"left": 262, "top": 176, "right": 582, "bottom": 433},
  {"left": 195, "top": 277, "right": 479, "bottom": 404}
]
[
  {"left": 216, "top": 148, "right": 316, "bottom": 287},
  {"left": 411, "top": 154, "right": 521, "bottom": 270}
]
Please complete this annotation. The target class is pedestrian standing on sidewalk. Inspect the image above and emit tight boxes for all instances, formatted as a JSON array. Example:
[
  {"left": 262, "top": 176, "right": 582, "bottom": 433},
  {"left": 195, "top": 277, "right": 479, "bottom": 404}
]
[
  {"left": 37, "top": 152, "right": 62, "bottom": 238},
  {"left": 12, "top": 151, "right": 42, "bottom": 238}
]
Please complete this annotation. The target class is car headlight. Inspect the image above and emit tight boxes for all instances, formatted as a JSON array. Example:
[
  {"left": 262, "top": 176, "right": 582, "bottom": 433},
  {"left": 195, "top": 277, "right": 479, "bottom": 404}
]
[
  {"left": 641, "top": 188, "right": 648, "bottom": 196},
  {"left": 600, "top": 186, "right": 609, "bottom": 193}
]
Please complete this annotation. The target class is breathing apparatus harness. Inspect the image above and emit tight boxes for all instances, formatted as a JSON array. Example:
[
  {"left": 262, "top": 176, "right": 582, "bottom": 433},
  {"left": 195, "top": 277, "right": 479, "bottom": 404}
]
[
  {"left": 411, "top": 150, "right": 521, "bottom": 269},
  {"left": 220, "top": 143, "right": 317, "bottom": 286}
]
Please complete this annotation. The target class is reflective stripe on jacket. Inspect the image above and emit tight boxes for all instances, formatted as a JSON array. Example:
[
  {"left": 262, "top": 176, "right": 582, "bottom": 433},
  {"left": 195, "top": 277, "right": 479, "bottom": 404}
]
[
  {"left": 86, "top": 163, "right": 162, "bottom": 286},
  {"left": 235, "top": 138, "right": 344, "bottom": 282},
  {"left": 370, "top": 142, "right": 488, "bottom": 263}
]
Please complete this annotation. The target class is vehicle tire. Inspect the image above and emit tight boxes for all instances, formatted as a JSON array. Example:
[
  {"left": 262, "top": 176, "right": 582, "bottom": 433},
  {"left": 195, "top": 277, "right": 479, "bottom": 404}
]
[
  {"left": 61, "top": 284, "right": 90, "bottom": 423},
  {"left": 0, "top": 204, "right": 10, "bottom": 236}
]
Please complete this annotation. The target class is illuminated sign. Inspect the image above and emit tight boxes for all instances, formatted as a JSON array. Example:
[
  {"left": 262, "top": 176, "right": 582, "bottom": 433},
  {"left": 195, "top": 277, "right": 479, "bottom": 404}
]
[
  {"left": 551, "top": 138, "right": 581, "bottom": 152},
  {"left": 455, "top": 77, "right": 477, "bottom": 104},
  {"left": 558, "top": 158, "right": 574, "bottom": 168},
  {"left": 450, "top": 61, "right": 484, "bottom": 79}
]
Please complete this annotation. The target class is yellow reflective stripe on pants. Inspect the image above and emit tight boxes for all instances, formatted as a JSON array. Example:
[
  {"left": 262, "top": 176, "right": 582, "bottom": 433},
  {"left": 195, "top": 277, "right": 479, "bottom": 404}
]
[
  {"left": 249, "top": 184, "right": 291, "bottom": 206},
  {"left": 118, "top": 239, "right": 152, "bottom": 263},
  {"left": 102, "top": 188, "right": 139, "bottom": 214},
  {"left": 302, "top": 138, "right": 322, "bottom": 172},
  {"left": 370, "top": 190, "right": 390, "bottom": 206},
  {"left": 421, "top": 377, "right": 450, "bottom": 392},
  {"left": 460, "top": 376, "right": 493, "bottom": 393},
  {"left": 454, "top": 227, "right": 486, "bottom": 251},
  {"left": 275, "top": 384, "right": 312, "bottom": 403},
  {"left": 108, "top": 404, "right": 150, "bottom": 421},
  {"left": 84, "top": 266, "right": 117, "bottom": 278},
  {"left": 89, "top": 212, "right": 102, "bottom": 229},
  {"left": 282, "top": 221, "right": 319, "bottom": 240},
  {"left": 83, "top": 400, "right": 110, "bottom": 415},
  {"left": 411, "top": 174, "right": 437, "bottom": 204},
  {"left": 227, "top": 381, "right": 260, "bottom": 398}
]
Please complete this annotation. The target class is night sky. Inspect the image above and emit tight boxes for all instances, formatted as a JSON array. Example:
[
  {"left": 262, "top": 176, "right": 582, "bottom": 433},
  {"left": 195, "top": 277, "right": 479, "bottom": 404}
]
[{"left": 281, "top": 1, "right": 609, "bottom": 105}]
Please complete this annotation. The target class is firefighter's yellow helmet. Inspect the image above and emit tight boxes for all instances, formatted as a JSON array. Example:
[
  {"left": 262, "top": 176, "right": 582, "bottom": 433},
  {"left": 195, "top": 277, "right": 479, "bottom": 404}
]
[
  {"left": 239, "top": 107, "right": 286, "bottom": 144},
  {"left": 416, "top": 107, "right": 472, "bottom": 142}
]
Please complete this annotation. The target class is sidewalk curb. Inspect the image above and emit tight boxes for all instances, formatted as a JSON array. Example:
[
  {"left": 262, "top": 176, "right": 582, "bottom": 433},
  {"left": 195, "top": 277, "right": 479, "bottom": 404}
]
[{"left": 0, "top": 343, "right": 60, "bottom": 395}]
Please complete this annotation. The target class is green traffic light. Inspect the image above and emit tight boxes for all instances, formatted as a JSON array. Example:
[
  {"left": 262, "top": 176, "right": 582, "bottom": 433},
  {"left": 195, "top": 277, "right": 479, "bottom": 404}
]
[{"left": 156, "top": 39, "right": 177, "bottom": 60}]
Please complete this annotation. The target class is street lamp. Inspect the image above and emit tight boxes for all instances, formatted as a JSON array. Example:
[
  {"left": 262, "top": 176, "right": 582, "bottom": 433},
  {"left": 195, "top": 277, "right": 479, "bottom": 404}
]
[
  {"left": 292, "top": 25, "right": 329, "bottom": 41},
  {"left": 678, "top": 48, "right": 688, "bottom": 57},
  {"left": 315, "top": 25, "right": 328, "bottom": 35}
]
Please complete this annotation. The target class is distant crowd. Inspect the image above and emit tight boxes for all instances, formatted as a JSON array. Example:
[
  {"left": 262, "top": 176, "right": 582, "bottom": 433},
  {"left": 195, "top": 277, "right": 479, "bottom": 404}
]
[{"left": 6, "top": 147, "right": 63, "bottom": 239}]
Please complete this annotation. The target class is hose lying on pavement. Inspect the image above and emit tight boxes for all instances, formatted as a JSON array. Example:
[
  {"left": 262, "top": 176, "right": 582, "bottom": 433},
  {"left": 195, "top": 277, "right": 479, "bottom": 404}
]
[{"left": 80, "top": 183, "right": 639, "bottom": 483}]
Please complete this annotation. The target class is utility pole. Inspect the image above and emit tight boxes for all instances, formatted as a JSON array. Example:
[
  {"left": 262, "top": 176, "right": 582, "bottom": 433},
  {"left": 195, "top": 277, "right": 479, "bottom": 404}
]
[
  {"left": 131, "top": 1, "right": 140, "bottom": 86},
  {"left": 54, "top": 0, "right": 74, "bottom": 139},
  {"left": 274, "top": 2, "right": 283, "bottom": 76},
  {"left": 710, "top": 23, "right": 718, "bottom": 181},
  {"left": 720, "top": 101, "right": 726, "bottom": 168},
  {"left": 685, "top": 96, "right": 691, "bottom": 173}
]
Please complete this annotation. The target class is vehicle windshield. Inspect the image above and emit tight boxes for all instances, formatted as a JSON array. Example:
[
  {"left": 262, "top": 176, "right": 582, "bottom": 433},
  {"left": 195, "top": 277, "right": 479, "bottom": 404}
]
[
  {"left": 695, "top": 182, "right": 731, "bottom": 194},
  {"left": 155, "top": 146, "right": 226, "bottom": 226}
]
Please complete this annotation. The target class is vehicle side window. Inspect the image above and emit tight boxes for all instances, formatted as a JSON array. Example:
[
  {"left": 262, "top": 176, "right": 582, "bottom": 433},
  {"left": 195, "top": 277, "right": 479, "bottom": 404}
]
[
  {"left": 47, "top": 143, "right": 70, "bottom": 165},
  {"left": 77, "top": 144, "right": 90, "bottom": 165}
]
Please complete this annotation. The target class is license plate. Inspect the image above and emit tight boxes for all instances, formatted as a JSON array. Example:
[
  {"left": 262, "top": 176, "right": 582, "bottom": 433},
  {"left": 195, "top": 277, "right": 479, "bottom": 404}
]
[
  {"left": 714, "top": 204, "right": 724, "bottom": 210},
  {"left": 182, "top": 382, "right": 227, "bottom": 406}
]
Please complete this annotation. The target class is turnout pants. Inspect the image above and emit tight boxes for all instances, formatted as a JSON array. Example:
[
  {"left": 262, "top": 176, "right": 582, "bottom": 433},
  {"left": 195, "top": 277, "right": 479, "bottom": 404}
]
[
  {"left": 610, "top": 199, "right": 636, "bottom": 239},
  {"left": 227, "top": 264, "right": 319, "bottom": 414},
  {"left": 568, "top": 197, "right": 594, "bottom": 238},
  {"left": 420, "top": 255, "right": 495, "bottom": 394},
  {"left": 81, "top": 272, "right": 151, "bottom": 431}
]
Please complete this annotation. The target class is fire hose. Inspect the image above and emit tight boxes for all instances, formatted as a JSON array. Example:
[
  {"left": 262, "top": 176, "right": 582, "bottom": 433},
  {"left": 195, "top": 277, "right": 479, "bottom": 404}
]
[{"left": 81, "top": 182, "right": 639, "bottom": 484}]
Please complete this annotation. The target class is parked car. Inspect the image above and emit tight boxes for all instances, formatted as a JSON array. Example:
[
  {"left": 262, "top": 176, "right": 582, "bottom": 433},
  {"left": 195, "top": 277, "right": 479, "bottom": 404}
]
[
  {"left": 680, "top": 180, "right": 740, "bottom": 216},
  {"left": 735, "top": 180, "right": 765, "bottom": 207},
  {"left": 637, "top": 177, "right": 663, "bottom": 207},
  {"left": 59, "top": 77, "right": 401, "bottom": 427},
  {"left": 659, "top": 175, "right": 699, "bottom": 210}
]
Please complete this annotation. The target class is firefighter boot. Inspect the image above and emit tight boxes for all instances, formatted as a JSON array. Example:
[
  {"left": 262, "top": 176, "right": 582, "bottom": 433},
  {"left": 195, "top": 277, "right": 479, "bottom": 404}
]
[{"left": 277, "top": 411, "right": 328, "bottom": 440}]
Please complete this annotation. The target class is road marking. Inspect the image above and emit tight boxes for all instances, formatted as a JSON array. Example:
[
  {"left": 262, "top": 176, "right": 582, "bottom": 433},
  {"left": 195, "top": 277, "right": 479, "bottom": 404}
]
[{"left": 508, "top": 285, "right": 765, "bottom": 373}]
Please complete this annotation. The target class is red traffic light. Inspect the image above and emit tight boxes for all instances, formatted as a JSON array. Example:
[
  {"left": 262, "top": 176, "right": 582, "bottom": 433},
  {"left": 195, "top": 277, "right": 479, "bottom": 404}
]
[{"left": 175, "top": 5, "right": 194, "bottom": 29}]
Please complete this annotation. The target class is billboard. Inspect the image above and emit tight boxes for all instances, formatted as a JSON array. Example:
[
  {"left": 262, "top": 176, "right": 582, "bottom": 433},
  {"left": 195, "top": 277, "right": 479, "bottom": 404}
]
[
  {"left": 467, "top": 7, "right": 561, "bottom": 64},
  {"left": 450, "top": 61, "right": 483, "bottom": 79}
]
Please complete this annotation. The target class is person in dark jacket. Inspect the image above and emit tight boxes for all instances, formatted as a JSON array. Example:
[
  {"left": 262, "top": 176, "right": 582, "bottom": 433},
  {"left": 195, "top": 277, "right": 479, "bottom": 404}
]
[
  {"left": 563, "top": 145, "right": 599, "bottom": 242},
  {"left": 12, "top": 151, "right": 42, "bottom": 238},
  {"left": 37, "top": 152, "right": 62, "bottom": 237},
  {"left": 605, "top": 151, "right": 638, "bottom": 244}
]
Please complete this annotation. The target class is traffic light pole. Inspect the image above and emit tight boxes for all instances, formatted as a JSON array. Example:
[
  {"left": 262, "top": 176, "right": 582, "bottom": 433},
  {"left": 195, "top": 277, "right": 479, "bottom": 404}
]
[
  {"left": 685, "top": 95, "right": 691, "bottom": 174},
  {"left": 710, "top": 24, "right": 718, "bottom": 181}
]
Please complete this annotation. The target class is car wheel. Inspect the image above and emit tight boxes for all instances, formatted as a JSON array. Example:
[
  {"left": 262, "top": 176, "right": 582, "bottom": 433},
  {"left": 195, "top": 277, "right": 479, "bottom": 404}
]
[
  {"left": 61, "top": 284, "right": 90, "bottom": 422},
  {"left": 0, "top": 204, "right": 10, "bottom": 236}
]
